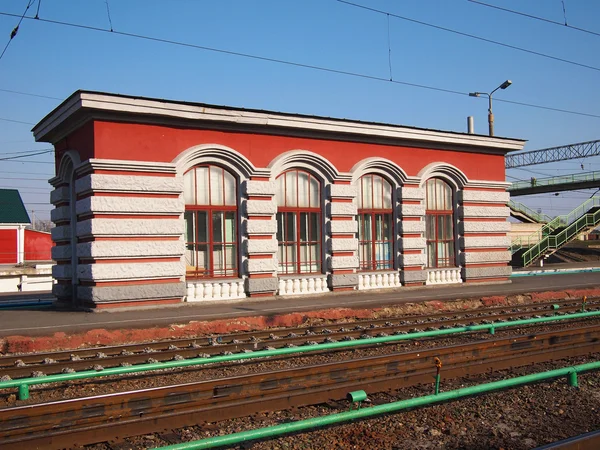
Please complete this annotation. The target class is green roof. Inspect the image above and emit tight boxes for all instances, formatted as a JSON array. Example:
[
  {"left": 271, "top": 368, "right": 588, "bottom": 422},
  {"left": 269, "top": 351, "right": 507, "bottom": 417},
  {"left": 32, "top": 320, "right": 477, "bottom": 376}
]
[{"left": 0, "top": 189, "right": 31, "bottom": 224}]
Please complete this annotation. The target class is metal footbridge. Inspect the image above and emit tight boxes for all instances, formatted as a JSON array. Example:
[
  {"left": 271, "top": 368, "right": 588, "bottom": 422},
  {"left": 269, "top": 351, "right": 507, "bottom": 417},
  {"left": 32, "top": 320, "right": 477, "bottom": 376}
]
[
  {"left": 506, "top": 140, "right": 600, "bottom": 266},
  {"left": 510, "top": 196, "right": 600, "bottom": 267},
  {"left": 508, "top": 170, "right": 600, "bottom": 197}
]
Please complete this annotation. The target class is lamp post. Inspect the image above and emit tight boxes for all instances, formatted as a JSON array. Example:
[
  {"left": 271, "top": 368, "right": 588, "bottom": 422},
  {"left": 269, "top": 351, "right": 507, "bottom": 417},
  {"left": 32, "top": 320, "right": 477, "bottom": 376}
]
[{"left": 469, "top": 80, "right": 512, "bottom": 136}]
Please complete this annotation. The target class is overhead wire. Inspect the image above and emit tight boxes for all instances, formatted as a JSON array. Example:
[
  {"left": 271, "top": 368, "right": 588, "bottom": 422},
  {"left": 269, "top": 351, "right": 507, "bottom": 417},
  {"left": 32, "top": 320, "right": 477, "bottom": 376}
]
[
  {"left": 0, "top": 149, "right": 52, "bottom": 161},
  {"left": 0, "top": 88, "right": 61, "bottom": 100},
  {"left": 2, "top": 159, "right": 53, "bottom": 164},
  {"left": 0, "top": 0, "right": 35, "bottom": 61},
  {"left": 0, "top": 11, "right": 599, "bottom": 121},
  {"left": 0, "top": 147, "right": 53, "bottom": 155},
  {"left": 467, "top": 0, "right": 600, "bottom": 38},
  {"left": 0, "top": 116, "right": 35, "bottom": 125},
  {"left": 336, "top": 0, "right": 600, "bottom": 73}
]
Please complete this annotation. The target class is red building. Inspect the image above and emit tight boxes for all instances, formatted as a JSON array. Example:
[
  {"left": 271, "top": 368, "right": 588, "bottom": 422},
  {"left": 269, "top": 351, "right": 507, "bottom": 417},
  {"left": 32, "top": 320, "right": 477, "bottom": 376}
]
[
  {"left": 33, "top": 91, "right": 525, "bottom": 309},
  {"left": 0, "top": 189, "right": 53, "bottom": 265}
]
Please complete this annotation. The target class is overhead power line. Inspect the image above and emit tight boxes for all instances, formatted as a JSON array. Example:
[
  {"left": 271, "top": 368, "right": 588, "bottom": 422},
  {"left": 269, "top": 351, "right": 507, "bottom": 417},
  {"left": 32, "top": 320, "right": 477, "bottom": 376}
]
[
  {"left": 0, "top": 0, "right": 35, "bottom": 62},
  {"left": 0, "top": 88, "right": 61, "bottom": 100},
  {"left": 0, "top": 116, "right": 35, "bottom": 125},
  {"left": 336, "top": 0, "right": 600, "bottom": 73},
  {"left": 468, "top": 0, "right": 600, "bottom": 38},
  {"left": 0, "top": 149, "right": 52, "bottom": 161},
  {"left": 505, "top": 140, "right": 600, "bottom": 168},
  {"left": 1, "top": 11, "right": 600, "bottom": 121},
  {"left": 0, "top": 147, "right": 53, "bottom": 155}
]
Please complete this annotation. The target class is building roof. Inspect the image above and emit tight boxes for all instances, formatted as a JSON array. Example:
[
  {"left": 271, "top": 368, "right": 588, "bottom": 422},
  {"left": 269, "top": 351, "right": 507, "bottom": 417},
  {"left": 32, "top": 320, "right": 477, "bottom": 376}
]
[
  {"left": 32, "top": 90, "right": 526, "bottom": 155},
  {"left": 0, "top": 189, "right": 31, "bottom": 224}
]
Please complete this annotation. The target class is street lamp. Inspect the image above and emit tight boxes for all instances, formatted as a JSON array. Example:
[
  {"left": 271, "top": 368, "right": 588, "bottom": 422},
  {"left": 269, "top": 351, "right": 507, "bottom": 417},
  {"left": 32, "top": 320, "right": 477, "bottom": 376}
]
[{"left": 469, "top": 79, "right": 512, "bottom": 137}]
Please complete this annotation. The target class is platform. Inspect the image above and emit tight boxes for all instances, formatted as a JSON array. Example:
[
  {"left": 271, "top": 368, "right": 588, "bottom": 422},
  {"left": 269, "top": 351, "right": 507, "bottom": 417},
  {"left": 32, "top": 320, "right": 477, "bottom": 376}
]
[{"left": 1, "top": 268, "right": 599, "bottom": 354}]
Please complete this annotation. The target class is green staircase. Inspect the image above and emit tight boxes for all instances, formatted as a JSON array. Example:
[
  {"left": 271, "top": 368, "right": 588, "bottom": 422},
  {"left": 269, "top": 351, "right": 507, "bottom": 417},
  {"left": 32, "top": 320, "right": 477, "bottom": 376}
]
[
  {"left": 510, "top": 196, "right": 600, "bottom": 267},
  {"left": 508, "top": 200, "right": 552, "bottom": 224}
]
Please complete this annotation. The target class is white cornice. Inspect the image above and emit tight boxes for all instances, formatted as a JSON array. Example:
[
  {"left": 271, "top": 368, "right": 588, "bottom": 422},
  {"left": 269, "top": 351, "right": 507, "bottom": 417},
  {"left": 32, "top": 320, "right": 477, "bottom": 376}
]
[{"left": 33, "top": 91, "right": 526, "bottom": 152}]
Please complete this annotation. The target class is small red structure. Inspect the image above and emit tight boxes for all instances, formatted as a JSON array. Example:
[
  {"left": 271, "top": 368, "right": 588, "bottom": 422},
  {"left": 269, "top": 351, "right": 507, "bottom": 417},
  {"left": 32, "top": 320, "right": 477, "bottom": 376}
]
[
  {"left": 24, "top": 229, "right": 53, "bottom": 261},
  {"left": 0, "top": 189, "right": 53, "bottom": 264}
]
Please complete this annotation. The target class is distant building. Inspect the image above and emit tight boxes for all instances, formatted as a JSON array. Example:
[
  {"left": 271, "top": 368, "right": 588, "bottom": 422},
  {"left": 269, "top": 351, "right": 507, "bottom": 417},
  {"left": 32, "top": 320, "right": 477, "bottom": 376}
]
[
  {"left": 0, "top": 189, "right": 53, "bottom": 265},
  {"left": 33, "top": 91, "right": 526, "bottom": 309}
]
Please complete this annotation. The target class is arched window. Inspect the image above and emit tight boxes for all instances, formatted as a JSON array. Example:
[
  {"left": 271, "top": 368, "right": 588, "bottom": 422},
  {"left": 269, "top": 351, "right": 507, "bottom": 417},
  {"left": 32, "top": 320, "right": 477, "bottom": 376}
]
[
  {"left": 183, "top": 165, "right": 237, "bottom": 278},
  {"left": 425, "top": 178, "right": 455, "bottom": 268},
  {"left": 276, "top": 169, "right": 321, "bottom": 274},
  {"left": 356, "top": 174, "right": 393, "bottom": 270}
]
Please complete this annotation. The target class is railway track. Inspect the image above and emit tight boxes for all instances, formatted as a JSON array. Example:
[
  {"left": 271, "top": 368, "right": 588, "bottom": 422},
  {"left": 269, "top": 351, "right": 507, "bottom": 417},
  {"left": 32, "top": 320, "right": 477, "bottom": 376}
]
[
  {"left": 1, "top": 324, "right": 599, "bottom": 450},
  {"left": 1, "top": 298, "right": 596, "bottom": 380}
]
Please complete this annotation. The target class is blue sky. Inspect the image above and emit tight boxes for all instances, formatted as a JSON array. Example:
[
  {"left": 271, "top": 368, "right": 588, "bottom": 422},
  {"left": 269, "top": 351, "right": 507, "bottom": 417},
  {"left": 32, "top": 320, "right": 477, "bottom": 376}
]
[{"left": 1, "top": 0, "right": 599, "bottom": 221}]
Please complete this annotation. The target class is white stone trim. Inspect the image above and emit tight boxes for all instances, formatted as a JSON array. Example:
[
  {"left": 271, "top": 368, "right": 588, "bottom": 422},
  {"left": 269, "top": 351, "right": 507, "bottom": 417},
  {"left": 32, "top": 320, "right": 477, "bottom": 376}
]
[
  {"left": 247, "top": 257, "right": 277, "bottom": 273},
  {"left": 51, "top": 245, "right": 71, "bottom": 261},
  {"left": 53, "top": 264, "right": 72, "bottom": 280},
  {"left": 76, "top": 196, "right": 183, "bottom": 216},
  {"left": 399, "top": 253, "right": 426, "bottom": 266},
  {"left": 401, "top": 187, "right": 425, "bottom": 201},
  {"left": 330, "top": 202, "right": 357, "bottom": 216},
  {"left": 268, "top": 150, "right": 340, "bottom": 183},
  {"left": 173, "top": 144, "right": 266, "bottom": 179},
  {"left": 245, "top": 180, "right": 277, "bottom": 197},
  {"left": 186, "top": 279, "right": 246, "bottom": 302},
  {"left": 51, "top": 206, "right": 70, "bottom": 223},
  {"left": 466, "top": 180, "right": 511, "bottom": 190},
  {"left": 401, "top": 204, "right": 426, "bottom": 217},
  {"left": 462, "top": 236, "right": 510, "bottom": 248},
  {"left": 329, "top": 238, "right": 359, "bottom": 252},
  {"left": 462, "top": 221, "right": 511, "bottom": 233},
  {"left": 398, "top": 221, "right": 426, "bottom": 233},
  {"left": 246, "top": 198, "right": 277, "bottom": 215},
  {"left": 461, "top": 190, "right": 509, "bottom": 204},
  {"left": 330, "top": 220, "right": 358, "bottom": 234},
  {"left": 358, "top": 271, "right": 401, "bottom": 290},
  {"left": 278, "top": 275, "right": 329, "bottom": 296},
  {"left": 330, "top": 255, "right": 359, "bottom": 270},
  {"left": 330, "top": 184, "right": 357, "bottom": 199},
  {"left": 16, "top": 225, "right": 25, "bottom": 265},
  {"left": 463, "top": 251, "right": 511, "bottom": 264},
  {"left": 460, "top": 206, "right": 510, "bottom": 219},
  {"left": 77, "top": 158, "right": 177, "bottom": 175},
  {"left": 77, "top": 261, "right": 185, "bottom": 281},
  {"left": 426, "top": 268, "right": 462, "bottom": 285},
  {"left": 51, "top": 225, "right": 71, "bottom": 242},
  {"left": 50, "top": 186, "right": 70, "bottom": 205},
  {"left": 77, "top": 218, "right": 184, "bottom": 237},
  {"left": 399, "top": 237, "right": 426, "bottom": 250},
  {"left": 33, "top": 91, "right": 526, "bottom": 152},
  {"left": 246, "top": 219, "right": 277, "bottom": 234},
  {"left": 76, "top": 174, "right": 183, "bottom": 195},
  {"left": 246, "top": 238, "right": 278, "bottom": 254},
  {"left": 77, "top": 241, "right": 184, "bottom": 259},
  {"left": 350, "top": 157, "right": 409, "bottom": 185}
]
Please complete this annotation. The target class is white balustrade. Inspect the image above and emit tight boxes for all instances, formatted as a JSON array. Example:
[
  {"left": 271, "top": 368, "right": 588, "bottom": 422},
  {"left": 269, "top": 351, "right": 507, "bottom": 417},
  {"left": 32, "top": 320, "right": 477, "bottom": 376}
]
[
  {"left": 278, "top": 275, "right": 329, "bottom": 296},
  {"left": 425, "top": 268, "right": 462, "bottom": 285},
  {"left": 358, "top": 271, "right": 401, "bottom": 290},
  {"left": 186, "top": 279, "right": 247, "bottom": 302}
]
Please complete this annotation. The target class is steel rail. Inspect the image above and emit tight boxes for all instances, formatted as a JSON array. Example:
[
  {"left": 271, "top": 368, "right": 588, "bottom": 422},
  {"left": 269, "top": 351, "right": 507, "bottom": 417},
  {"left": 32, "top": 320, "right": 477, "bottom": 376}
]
[
  {"left": 1, "top": 325, "right": 599, "bottom": 449},
  {"left": 156, "top": 360, "right": 600, "bottom": 450},
  {"left": 1, "top": 299, "right": 595, "bottom": 379},
  {"left": 2, "top": 309, "right": 600, "bottom": 400}
]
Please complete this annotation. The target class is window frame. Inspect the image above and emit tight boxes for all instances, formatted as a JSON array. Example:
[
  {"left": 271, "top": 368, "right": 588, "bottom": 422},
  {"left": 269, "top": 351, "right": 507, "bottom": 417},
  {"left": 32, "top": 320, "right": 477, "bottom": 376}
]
[
  {"left": 356, "top": 174, "right": 394, "bottom": 271},
  {"left": 184, "top": 165, "right": 239, "bottom": 279},
  {"left": 425, "top": 177, "right": 456, "bottom": 268},
  {"left": 276, "top": 169, "right": 322, "bottom": 275}
]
